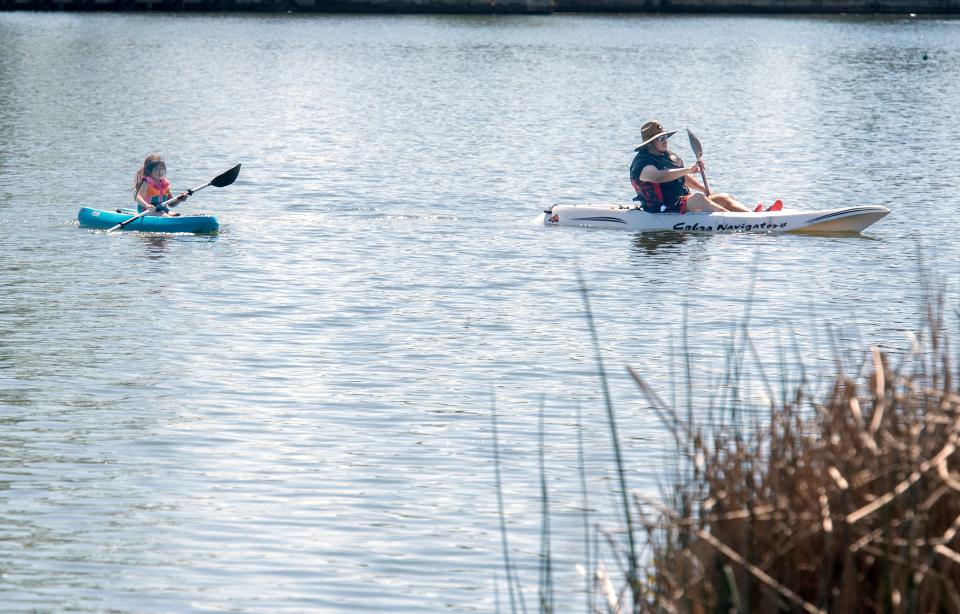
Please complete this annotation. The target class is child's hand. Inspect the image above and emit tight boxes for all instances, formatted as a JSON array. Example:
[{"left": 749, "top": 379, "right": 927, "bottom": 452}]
[{"left": 177, "top": 192, "right": 189, "bottom": 202}]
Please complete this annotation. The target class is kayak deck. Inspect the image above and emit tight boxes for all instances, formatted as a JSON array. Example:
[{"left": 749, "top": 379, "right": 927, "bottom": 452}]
[
  {"left": 544, "top": 204, "right": 890, "bottom": 234},
  {"left": 78, "top": 207, "right": 220, "bottom": 234}
]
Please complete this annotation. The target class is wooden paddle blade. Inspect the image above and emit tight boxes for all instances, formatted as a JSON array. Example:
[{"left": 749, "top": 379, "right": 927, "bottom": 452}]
[
  {"left": 686, "top": 129, "right": 711, "bottom": 195},
  {"left": 686, "top": 129, "right": 703, "bottom": 160},
  {"left": 210, "top": 164, "right": 241, "bottom": 188}
]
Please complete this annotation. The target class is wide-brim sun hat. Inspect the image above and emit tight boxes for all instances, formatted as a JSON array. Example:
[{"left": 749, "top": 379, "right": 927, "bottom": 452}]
[{"left": 634, "top": 120, "right": 677, "bottom": 151}]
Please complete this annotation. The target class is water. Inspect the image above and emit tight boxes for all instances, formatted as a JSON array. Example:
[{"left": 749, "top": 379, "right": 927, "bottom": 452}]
[{"left": 1, "top": 11, "right": 960, "bottom": 612}]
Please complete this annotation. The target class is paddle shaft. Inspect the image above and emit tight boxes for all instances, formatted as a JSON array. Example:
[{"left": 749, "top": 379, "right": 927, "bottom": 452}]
[{"left": 696, "top": 160, "right": 711, "bottom": 196}]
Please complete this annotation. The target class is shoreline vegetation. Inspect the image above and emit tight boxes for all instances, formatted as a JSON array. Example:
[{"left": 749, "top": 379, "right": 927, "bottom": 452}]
[
  {"left": 1, "top": 0, "right": 959, "bottom": 13},
  {"left": 494, "top": 279, "right": 960, "bottom": 612}
]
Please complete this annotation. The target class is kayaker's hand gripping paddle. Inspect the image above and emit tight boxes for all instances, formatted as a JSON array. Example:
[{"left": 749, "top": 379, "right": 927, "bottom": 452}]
[
  {"left": 107, "top": 164, "right": 242, "bottom": 233},
  {"left": 686, "top": 129, "right": 711, "bottom": 197}
]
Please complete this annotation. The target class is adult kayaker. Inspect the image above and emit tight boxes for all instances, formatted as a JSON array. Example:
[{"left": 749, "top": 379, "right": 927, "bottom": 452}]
[
  {"left": 629, "top": 120, "right": 762, "bottom": 214},
  {"left": 134, "top": 154, "right": 188, "bottom": 217}
]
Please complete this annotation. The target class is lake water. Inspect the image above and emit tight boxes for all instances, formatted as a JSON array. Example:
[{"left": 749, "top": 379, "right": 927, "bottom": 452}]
[{"left": 2, "top": 11, "right": 960, "bottom": 612}]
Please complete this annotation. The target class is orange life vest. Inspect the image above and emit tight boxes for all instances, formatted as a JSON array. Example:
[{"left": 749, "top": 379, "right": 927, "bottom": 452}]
[{"left": 138, "top": 176, "right": 172, "bottom": 212}]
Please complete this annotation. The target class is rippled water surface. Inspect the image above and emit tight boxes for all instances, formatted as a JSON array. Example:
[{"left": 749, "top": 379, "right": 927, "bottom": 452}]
[{"left": 2, "top": 11, "right": 960, "bottom": 612}]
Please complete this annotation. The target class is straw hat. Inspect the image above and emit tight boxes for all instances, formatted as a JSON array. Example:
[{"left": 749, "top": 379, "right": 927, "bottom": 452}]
[{"left": 634, "top": 120, "right": 677, "bottom": 151}]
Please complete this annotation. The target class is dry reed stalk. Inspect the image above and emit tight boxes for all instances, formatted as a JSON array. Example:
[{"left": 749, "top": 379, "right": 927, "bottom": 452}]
[
  {"left": 595, "top": 561, "right": 623, "bottom": 614},
  {"left": 692, "top": 529, "right": 825, "bottom": 614},
  {"left": 627, "top": 292, "right": 960, "bottom": 613}
]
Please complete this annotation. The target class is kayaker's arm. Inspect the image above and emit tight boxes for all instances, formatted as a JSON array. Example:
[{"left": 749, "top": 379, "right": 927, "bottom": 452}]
[
  {"left": 638, "top": 163, "right": 701, "bottom": 184},
  {"left": 684, "top": 173, "right": 706, "bottom": 193},
  {"left": 135, "top": 183, "right": 158, "bottom": 212},
  {"left": 136, "top": 187, "right": 189, "bottom": 212},
  {"left": 170, "top": 192, "right": 189, "bottom": 208}
]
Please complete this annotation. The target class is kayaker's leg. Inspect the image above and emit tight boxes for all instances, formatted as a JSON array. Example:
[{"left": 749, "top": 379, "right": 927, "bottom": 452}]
[
  {"left": 707, "top": 193, "right": 752, "bottom": 212},
  {"left": 684, "top": 193, "right": 727, "bottom": 212}
]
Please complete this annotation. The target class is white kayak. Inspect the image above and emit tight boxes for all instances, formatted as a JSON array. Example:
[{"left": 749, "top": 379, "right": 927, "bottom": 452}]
[{"left": 543, "top": 204, "right": 890, "bottom": 234}]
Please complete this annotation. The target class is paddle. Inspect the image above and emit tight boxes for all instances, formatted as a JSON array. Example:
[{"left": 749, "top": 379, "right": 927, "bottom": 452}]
[
  {"left": 107, "top": 164, "right": 242, "bottom": 232},
  {"left": 686, "top": 129, "right": 711, "bottom": 197}
]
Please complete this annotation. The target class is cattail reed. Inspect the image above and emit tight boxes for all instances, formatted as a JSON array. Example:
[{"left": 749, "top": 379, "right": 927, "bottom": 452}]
[
  {"left": 495, "top": 281, "right": 960, "bottom": 613},
  {"left": 629, "top": 294, "right": 960, "bottom": 613}
]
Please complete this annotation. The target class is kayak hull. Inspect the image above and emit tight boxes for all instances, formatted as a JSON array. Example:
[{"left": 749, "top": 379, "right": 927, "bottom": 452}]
[
  {"left": 543, "top": 204, "right": 890, "bottom": 234},
  {"left": 78, "top": 207, "right": 219, "bottom": 234}
]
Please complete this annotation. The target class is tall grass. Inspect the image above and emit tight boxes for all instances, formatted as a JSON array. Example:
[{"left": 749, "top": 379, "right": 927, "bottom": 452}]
[
  {"left": 630, "top": 291, "right": 960, "bottom": 613},
  {"left": 493, "top": 283, "right": 960, "bottom": 613}
]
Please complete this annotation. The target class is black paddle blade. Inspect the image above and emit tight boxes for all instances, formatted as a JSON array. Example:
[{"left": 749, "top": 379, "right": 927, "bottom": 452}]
[
  {"left": 211, "top": 164, "right": 241, "bottom": 188},
  {"left": 686, "top": 130, "right": 703, "bottom": 159}
]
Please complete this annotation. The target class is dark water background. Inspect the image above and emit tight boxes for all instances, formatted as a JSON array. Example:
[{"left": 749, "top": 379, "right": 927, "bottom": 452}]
[{"left": 1, "top": 11, "right": 959, "bottom": 612}]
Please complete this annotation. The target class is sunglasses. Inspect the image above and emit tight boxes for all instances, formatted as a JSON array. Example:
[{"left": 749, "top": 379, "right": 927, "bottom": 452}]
[{"left": 655, "top": 135, "right": 670, "bottom": 144}]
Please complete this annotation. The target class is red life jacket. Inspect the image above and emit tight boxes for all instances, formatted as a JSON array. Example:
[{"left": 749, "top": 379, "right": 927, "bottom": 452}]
[{"left": 629, "top": 150, "right": 690, "bottom": 213}]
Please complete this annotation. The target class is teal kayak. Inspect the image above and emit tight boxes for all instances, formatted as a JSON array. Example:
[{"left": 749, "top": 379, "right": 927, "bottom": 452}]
[{"left": 78, "top": 207, "right": 219, "bottom": 234}]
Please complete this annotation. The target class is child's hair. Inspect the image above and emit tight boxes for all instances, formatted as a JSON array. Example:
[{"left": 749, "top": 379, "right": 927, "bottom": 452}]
[{"left": 133, "top": 154, "right": 167, "bottom": 194}]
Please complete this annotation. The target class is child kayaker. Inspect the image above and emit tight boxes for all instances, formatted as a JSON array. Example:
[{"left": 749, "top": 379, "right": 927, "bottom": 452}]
[{"left": 134, "top": 154, "right": 188, "bottom": 216}]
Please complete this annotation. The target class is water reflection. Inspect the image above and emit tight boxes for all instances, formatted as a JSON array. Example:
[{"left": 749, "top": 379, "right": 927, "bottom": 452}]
[
  {"left": 138, "top": 234, "right": 172, "bottom": 258},
  {"left": 630, "top": 230, "right": 687, "bottom": 256},
  {"left": 795, "top": 230, "right": 880, "bottom": 240}
]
